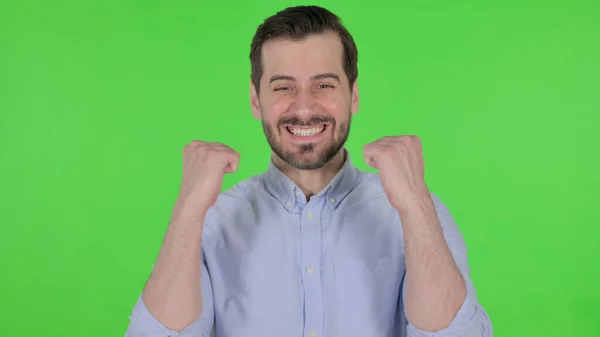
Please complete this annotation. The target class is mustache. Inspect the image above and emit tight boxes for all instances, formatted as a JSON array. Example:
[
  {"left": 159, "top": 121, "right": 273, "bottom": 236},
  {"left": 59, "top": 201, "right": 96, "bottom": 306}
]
[{"left": 277, "top": 116, "right": 336, "bottom": 127}]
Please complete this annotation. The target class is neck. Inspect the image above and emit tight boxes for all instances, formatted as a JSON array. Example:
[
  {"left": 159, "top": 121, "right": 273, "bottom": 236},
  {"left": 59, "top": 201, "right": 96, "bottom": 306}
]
[{"left": 272, "top": 149, "right": 346, "bottom": 199}]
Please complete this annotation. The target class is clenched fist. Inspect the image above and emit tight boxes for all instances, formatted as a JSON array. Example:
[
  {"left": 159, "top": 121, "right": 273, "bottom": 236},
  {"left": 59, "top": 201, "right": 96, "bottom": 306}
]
[
  {"left": 363, "top": 136, "right": 429, "bottom": 211},
  {"left": 172, "top": 141, "right": 240, "bottom": 224}
]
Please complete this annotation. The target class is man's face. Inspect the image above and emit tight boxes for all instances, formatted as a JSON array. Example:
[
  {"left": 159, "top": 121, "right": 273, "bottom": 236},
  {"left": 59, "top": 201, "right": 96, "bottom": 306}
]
[{"left": 251, "top": 31, "right": 359, "bottom": 170}]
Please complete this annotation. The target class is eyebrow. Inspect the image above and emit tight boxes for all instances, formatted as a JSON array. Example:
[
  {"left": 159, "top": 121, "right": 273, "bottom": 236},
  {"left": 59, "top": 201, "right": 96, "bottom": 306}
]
[{"left": 269, "top": 73, "right": 341, "bottom": 84}]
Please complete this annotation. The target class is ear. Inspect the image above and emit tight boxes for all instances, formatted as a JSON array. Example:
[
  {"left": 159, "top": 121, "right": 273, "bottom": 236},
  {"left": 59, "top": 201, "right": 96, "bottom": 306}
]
[
  {"left": 250, "top": 80, "right": 262, "bottom": 120},
  {"left": 350, "top": 79, "right": 359, "bottom": 116}
]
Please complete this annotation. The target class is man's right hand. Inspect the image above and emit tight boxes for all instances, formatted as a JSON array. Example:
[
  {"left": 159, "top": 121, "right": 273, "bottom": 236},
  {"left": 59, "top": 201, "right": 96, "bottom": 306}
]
[
  {"left": 172, "top": 140, "right": 240, "bottom": 225},
  {"left": 139, "top": 140, "right": 237, "bottom": 331}
]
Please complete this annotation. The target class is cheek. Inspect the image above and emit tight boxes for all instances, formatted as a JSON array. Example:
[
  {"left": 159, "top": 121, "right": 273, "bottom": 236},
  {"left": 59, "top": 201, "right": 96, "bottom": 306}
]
[
  {"left": 325, "top": 100, "right": 341, "bottom": 111},
  {"left": 320, "top": 97, "right": 347, "bottom": 116},
  {"left": 266, "top": 97, "right": 292, "bottom": 120},
  {"left": 273, "top": 99, "right": 289, "bottom": 113}
]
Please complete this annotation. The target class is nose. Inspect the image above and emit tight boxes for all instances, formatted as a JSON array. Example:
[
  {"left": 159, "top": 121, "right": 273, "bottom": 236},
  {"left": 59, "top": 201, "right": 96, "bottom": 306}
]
[{"left": 293, "top": 88, "right": 317, "bottom": 118}]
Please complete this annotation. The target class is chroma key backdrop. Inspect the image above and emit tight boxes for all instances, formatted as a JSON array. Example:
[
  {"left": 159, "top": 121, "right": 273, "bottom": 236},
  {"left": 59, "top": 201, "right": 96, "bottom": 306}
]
[{"left": 0, "top": 1, "right": 599, "bottom": 336}]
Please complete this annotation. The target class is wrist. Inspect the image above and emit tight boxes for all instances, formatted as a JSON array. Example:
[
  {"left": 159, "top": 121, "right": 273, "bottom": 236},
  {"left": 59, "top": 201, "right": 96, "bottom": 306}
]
[
  {"left": 172, "top": 196, "right": 211, "bottom": 223},
  {"left": 394, "top": 188, "right": 433, "bottom": 218},
  {"left": 170, "top": 209, "right": 207, "bottom": 228}
]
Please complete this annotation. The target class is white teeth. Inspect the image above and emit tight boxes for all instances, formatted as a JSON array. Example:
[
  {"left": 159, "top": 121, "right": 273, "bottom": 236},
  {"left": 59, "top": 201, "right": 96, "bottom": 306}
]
[{"left": 289, "top": 125, "right": 325, "bottom": 136}]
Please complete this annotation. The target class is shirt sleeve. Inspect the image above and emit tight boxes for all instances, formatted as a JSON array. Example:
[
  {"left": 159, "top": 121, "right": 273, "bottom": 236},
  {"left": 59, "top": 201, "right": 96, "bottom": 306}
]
[
  {"left": 124, "top": 259, "right": 215, "bottom": 337},
  {"left": 404, "top": 194, "right": 493, "bottom": 337}
]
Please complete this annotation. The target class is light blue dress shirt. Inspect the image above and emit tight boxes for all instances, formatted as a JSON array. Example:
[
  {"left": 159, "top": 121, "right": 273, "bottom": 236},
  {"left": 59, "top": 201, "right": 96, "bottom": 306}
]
[{"left": 125, "top": 150, "right": 492, "bottom": 337}]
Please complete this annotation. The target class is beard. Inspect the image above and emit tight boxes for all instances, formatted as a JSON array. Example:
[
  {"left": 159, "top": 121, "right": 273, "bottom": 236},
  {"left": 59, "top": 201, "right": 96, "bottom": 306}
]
[{"left": 262, "top": 113, "right": 351, "bottom": 170}]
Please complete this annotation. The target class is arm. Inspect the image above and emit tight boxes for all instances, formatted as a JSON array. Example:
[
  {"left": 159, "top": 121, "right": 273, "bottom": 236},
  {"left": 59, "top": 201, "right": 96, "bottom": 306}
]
[
  {"left": 125, "top": 253, "right": 215, "bottom": 337},
  {"left": 401, "top": 194, "right": 493, "bottom": 337},
  {"left": 124, "top": 140, "right": 238, "bottom": 336},
  {"left": 124, "top": 213, "right": 215, "bottom": 336},
  {"left": 362, "top": 135, "right": 491, "bottom": 336},
  {"left": 142, "top": 215, "right": 206, "bottom": 330}
]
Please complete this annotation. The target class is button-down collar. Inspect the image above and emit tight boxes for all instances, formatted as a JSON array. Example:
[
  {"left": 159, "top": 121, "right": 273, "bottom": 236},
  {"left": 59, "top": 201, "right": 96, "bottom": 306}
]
[{"left": 264, "top": 149, "right": 360, "bottom": 212}]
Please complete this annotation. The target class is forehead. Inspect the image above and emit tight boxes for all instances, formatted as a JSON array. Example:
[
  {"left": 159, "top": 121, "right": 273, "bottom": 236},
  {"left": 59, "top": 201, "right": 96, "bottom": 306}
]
[{"left": 261, "top": 31, "right": 345, "bottom": 79}]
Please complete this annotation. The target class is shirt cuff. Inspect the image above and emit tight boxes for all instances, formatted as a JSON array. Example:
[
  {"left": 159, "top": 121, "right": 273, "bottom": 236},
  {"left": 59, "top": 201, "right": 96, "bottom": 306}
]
[
  {"left": 125, "top": 295, "right": 206, "bottom": 337},
  {"left": 406, "top": 281, "right": 478, "bottom": 337}
]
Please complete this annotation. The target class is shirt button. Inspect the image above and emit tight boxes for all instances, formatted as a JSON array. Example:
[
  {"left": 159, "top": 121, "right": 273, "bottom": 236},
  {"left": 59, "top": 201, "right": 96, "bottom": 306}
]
[
  {"left": 329, "top": 197, "right": 336, "bottom": 204},
  {"left": 286, "top": 201, "right": 292, "bottom": 207},
  {"left": 295, "top": 191, "right": 301, "bottom": 197},
  {"left": 306, "top": 265, "right": 314, "bottom": 275},
  {"left": 309, "top": 332, "right": 316, "bottom": 337},
  {"left": 307, "top": 212, "right": 312, "bottom": 218}
]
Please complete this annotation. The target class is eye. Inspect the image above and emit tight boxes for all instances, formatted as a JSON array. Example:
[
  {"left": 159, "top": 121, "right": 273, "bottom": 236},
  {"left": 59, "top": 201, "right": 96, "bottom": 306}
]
[
  {"left": 318, "top": 83, "right": 335, "bottom": 89},
  {"left": 274, "top": 86, "right": 291, "bottom": 91}
]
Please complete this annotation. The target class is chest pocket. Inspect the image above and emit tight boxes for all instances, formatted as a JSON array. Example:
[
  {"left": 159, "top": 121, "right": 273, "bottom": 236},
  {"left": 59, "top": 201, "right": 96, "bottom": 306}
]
[{"left": 333, "top": 255, "right": 405, "bottom": 337}]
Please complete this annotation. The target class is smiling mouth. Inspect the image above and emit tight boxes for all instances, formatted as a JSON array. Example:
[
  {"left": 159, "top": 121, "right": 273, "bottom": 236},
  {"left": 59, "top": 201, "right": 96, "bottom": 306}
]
[{"left": 285, "top": 124, "right": 327, "bottom": 137}]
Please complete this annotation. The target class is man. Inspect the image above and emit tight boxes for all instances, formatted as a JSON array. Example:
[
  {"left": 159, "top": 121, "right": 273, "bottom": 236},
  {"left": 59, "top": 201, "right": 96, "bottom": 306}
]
[{"left": 125, "top": 5, "right": 492, "bottom": 337}]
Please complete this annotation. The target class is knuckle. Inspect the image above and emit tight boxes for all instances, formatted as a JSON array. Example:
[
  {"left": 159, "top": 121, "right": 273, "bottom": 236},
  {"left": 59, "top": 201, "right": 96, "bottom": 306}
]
[{"left": 381, "top": 144, "right": 395, "bottom": 154}]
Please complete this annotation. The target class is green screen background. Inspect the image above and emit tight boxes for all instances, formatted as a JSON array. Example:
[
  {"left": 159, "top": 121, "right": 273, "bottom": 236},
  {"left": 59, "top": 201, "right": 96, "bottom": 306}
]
[{"left": 1, "top": 1, "right": 598, "bottom": 336}]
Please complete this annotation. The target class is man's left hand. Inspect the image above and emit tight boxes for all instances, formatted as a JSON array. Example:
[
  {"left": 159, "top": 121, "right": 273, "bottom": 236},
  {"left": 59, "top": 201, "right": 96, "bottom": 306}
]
[{"left": 363, "top": 135, "right": 430, "bottom": 211}]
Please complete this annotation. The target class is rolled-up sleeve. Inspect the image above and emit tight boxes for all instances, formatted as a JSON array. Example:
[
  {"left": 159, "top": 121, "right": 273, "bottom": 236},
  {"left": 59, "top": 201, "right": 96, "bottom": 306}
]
[
  {"left": 124, "top": 260, "right": 215, "bottom": 337},
  {"left": 405, "top": 194, "right": 493, "bottom": 337}
]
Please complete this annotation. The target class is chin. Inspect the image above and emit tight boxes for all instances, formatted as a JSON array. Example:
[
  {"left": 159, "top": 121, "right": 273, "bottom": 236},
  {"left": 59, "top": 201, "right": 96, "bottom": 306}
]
[{"left": 277, "top": 143, "right": 340, "bottom": 170}]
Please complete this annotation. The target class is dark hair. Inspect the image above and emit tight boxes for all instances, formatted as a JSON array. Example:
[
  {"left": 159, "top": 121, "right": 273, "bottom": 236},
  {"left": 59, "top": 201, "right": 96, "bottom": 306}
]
[{"left": 250, "top": 6, "right": 358, "bottom": 93}]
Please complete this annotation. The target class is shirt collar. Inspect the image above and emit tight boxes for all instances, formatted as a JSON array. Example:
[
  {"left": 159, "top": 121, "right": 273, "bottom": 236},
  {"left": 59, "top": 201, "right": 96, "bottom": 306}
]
[{"left": 264, "top": 149, "right": 360, "bottom": 212}]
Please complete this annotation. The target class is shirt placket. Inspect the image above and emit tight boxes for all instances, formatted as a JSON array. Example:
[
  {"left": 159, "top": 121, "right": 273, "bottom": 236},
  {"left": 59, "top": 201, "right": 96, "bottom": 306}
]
[{"left": 300, "top": 198, "right": 324, "bottom": 337}]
